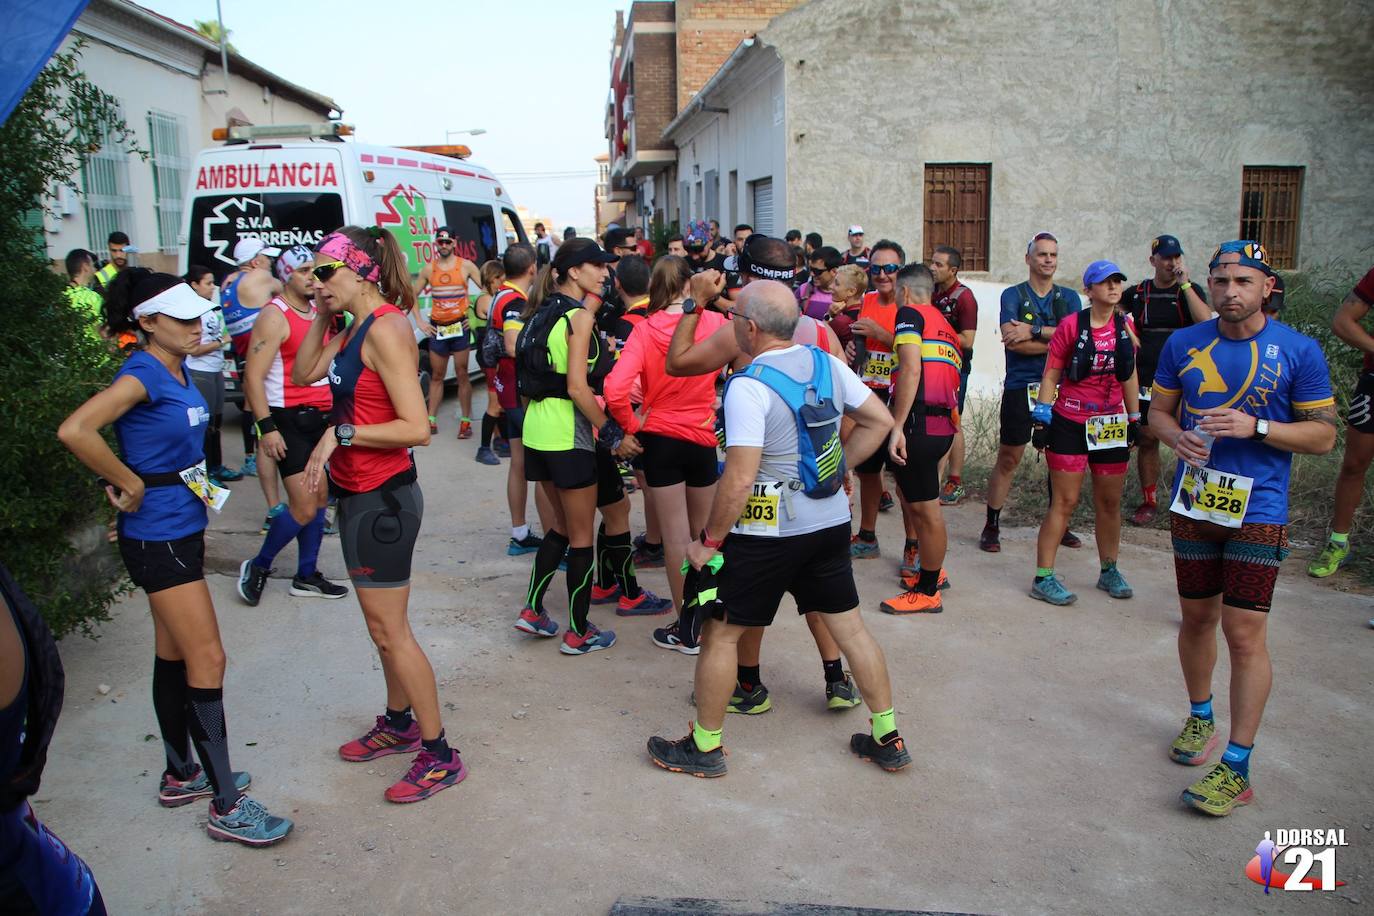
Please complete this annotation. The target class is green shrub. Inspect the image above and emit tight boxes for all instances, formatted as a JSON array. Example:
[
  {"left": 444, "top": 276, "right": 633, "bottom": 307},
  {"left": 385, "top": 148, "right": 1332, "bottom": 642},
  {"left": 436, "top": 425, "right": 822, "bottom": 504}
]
[{"left": 0, "top": 45, "right": 145, "bottom": 636}]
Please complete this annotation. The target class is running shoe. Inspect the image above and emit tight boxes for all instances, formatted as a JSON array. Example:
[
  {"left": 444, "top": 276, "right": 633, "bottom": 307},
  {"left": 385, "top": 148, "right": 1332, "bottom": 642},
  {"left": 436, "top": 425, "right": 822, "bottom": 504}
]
[
  {"left": 323, "top": 499, "right": 338, "bottom": 536},
  {"left": 646, "top": 728, "right": 727, "bottom": 778},
  {"left": 493, "top": 438, "right": 511, "bottom": 458},
  {"left": 899, "top": 569, "right": 951, "bottom": 592},
  {"left": 474, "top": 446, "right": 500, "bottom": 466},
  {"left": 205, "top": 795, "right": 293, "bottom": 846},
  {"left": 242, "top": 455, "right": 258, "bottom": 477},
  {"left": 632, "top": 538, "right": 665, "bottom": 569},
  {"left": 1061, "top": 529, "right": 1083, "bottom": 549},
  {"left": 338, "top": 715, "right": 422, "bottom": 762},
  {"left": 1307, "top": 539, "right": 1351, "bottom": 578},
  {"left": 620, "top": 465, "right": 638, "bottom": 494},
  {"left": 158, "top": 766, "right": 251, "bottom": 807},
  {"left": 850, "top": 536, "right": 880, "bottom": 560},
  {"left": 617, "top": 590, "right": 673, "bottom": 616},
  {"left": 1030, "top": 575, "right": 1077, "bottom": 606},
  {"left": 652, "top": 621, "right": 699, "bottom": 655},
  {"left": 237, "top": 559, "right": 270, "bottom": 607},
  {"left": 289, "top": 571, "right": 349, "bottom": 599},
  {"left": 899, "top": 544, "right": 919, "bottom": 579},
  {"left": 880, "top": 588, "right": 944, "bottom": 615},
  {"left": 939, "top": 480, "right": 966, "bottom": 506},
  {"left": 979, "top": 523, "right": 1001, "bottom": 553},
  {"left": 878, "top": 490, "right": 895, "bottom": 512},
  {"left": 1096, "top": 565, "right": 1134, "bottom": 599},
  {"left": 560, "top": 624, "right": 617, "bottom": 655},
  {"left": 1181, "top": 761, "right": 1253, "bottom": 817},
  {"left": 826, "top": 674, "right": 862, "bottom": 710},
  {"left": 849, "top": 732, "right": 912, "bottom": 771},
  {"left": 1130, "top": 502, "right": 1158, "bottom": 526},
  {"left": 591, "top": 583, "right": 621, "bottom": 605},
  {"left": 210, "top": 464, "right": 244, "bottom": 482},
  {"left": 457, "top": 420, "right": 473, "bottom": 439},
  {"left": 259, "top": 501, "right": 287, "bottom": 535},
  {"left": 513, "top": 607, "right": 559, "bottom": 637},
  {"left": 1169, "top": 715, "right": 1219, "bottom": 766},
  {"left": 429, "top": 417, "right": 439, "bottom": 434},
  {"left": 727, "top": 682, "right": 772, "bottom": 715},
  {"left": 507, "top": 532, "right": 543, "bottom": 555},
  {"left": 384, "top": 748, "right": 468, "bottom": 804}
]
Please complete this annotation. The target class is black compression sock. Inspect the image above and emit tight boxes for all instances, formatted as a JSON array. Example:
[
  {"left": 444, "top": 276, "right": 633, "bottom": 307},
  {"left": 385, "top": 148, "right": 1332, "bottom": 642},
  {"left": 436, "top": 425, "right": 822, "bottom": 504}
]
[
  {"left": 738, "top": 665, "right": 761, "bottom": 691},
  {"left": 152, "top": 657, "right": 195, "bottom": 779},
  {"left": 858, "top": 528, "right": 876, "bottom": 543},
  {"left": 385, "top": 706, "right": 413, "bottom": 730},
  {"left": 566, "top": 546, "right": 595, "bottom": 635},
  {"left": 595, "top": 523, "right": 614, "bottom": 589},
  {"left": 822, "top": 658, "right": 845, "bottom": 684},
  {"left": 986, "top": 506, "right": 1001, "bottom": 527},
  {"left": 480, "top": 414, "right": 496, "bottom": 448},
  {"left": 421, "top": 730, "right": 450, "bottom": 758},
  {"left": 186, "top": 686, "right": 239, "bottom": 812},
  {"left": 526, "top": 529, "right": 569, "bottom": 612},
  {"left": 605, "top": 530, "right": 640, "bottom": 600},
  {"left": 916, "top": 567, "right": 941, "bottom": 596}
]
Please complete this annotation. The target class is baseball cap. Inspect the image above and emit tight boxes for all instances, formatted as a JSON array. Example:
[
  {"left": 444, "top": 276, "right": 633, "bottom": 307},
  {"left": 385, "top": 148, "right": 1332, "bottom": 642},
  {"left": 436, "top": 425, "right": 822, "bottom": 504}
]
[
  {"left": 1265, "top": 273, "right": 1286, "bottom": 311},
  {"left": 435, "top": 227, "right": 455, "bottom": 242},
  {"left": 1082, "top": 259, "right": 1127, "bottom": 287},
  {"left": 233, "top": 237, "right": 282, "bottom": 265},
  {"left": 848, "top": 225, "right": 864, "bottom": 236},
  {"left": 552, "top": 237, "right": 619, "bottom": 272},
  {"left": 275, "top": 245, "right": 314, "bottom": 283},
  {"left": 685, "top": 220, "right": 710, "bottom": 250},
  {"left": 1209, "top": 240, "right": 1276, "bottom": 277},
  {"left": 1151, "top": 234, "right": 1183, "bottom": 257}
]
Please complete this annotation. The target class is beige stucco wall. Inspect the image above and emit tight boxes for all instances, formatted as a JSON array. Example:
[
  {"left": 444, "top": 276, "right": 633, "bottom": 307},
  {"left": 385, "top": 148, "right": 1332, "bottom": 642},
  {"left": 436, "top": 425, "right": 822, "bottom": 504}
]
[
  {"left": 767, "top": 0, "right": 1374, "bottom": 282},
  {"left": 199, "top": 62, "right": 335, "bottom": 149}
]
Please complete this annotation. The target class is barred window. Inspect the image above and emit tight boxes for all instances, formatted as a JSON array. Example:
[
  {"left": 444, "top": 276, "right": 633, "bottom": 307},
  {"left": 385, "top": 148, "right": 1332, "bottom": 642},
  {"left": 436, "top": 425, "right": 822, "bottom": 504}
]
[
  {"left": 148, "top": 110, "right": 190, "bottom": 254},
  {"left": 1240, "top": 166, "right": 1303, "bottom": 269},
  {"left": 82, "top": 116, "right": 134, "bottom": 253}
]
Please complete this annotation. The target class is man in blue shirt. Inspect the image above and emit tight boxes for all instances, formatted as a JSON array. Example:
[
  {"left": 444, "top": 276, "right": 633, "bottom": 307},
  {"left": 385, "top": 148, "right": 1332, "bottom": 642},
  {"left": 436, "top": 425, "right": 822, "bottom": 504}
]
[
  {"left": 979, "top": 232, "right": 1082, "bottom": 552},
  {"left": 1148, "top": 240, "right": 1337, "bottom": 817}
]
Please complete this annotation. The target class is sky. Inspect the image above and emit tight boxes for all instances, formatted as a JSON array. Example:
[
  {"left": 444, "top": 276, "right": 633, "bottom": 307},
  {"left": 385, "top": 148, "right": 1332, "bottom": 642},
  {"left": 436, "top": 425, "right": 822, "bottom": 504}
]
[{"left": 143, "top": 0, "right": 631, "bottom": 230}]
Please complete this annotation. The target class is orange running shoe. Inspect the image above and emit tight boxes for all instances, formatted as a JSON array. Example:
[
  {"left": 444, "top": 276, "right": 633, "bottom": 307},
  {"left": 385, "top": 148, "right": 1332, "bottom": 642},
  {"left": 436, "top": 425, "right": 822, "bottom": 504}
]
[{"left": 879, "top": 588, "right": 943, "bottom": 615}]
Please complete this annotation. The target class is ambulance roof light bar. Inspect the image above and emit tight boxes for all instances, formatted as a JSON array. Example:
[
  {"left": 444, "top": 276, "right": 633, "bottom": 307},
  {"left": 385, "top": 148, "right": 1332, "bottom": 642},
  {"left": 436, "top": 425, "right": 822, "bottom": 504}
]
[
  {"left": 399, "top": 144, "right": 473, "bottom": 160},
  {"left": 212, "top": 122, "right": 354, "bottom": 142}
]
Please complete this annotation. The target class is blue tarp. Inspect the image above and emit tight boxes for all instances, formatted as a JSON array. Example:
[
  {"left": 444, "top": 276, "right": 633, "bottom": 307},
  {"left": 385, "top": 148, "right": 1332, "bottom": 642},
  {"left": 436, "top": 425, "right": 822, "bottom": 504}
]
[{"left": 0, "top": 0, "right": 90, "bottom": 126}]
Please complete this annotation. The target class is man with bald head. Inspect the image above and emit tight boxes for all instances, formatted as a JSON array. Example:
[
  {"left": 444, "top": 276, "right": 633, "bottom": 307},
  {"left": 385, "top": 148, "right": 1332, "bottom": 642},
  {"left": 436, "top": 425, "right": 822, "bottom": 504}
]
[{"left": 646, "top": 280, "right": 912, "bottom": 778}]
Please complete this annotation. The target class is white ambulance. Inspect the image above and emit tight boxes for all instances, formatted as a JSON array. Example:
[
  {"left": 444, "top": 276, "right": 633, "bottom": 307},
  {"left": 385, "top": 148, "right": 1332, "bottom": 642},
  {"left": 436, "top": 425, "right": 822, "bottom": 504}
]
[{"left": 177, "top": 122, "right": 525, "bottom": 379}]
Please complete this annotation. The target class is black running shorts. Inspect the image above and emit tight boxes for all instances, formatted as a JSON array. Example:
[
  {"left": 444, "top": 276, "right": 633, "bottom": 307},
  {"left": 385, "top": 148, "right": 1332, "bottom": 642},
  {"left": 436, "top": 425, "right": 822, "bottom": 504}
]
[
  {"left": 337, "top": 476, "right": 423, "bottom": 588},
  {"left": 525, "top": 447, "right": 596, "bottom": 490},
  {"left": 1349, "top": 372, "right": 1374, "bottom": 435},
  {"left": 118, "top": 531, "right": 205, "bottom": 594},
  {"left": 713, "top": 523, "right": 859, "bottom": 627},
  {"left": 1000, "top": 386, "right": 1034, "bottom": 447},
  {"left": 638, "top": 432, "right": 719, "bottom": 488},
  {"left": 270, "top": 405, "right": 330, "bottom": 478},
  {"left": 890, "top": 431, "right": 954, "bottom": 503}
]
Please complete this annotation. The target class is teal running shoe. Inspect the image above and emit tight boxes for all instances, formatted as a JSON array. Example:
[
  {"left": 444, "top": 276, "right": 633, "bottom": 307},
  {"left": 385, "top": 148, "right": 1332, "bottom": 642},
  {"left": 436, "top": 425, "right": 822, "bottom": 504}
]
[
  {"left": 158, "top": 766, "right": 251, "bottom": 807},
  {"left": 206, "top": 795, "right": 293, "bottom": 846},
  {"left": 1030, "top": 575, "right": 1077, "bottom": 606},
  {"left": 1096, "top": 564, "right": 1134, "bottom": 598}
]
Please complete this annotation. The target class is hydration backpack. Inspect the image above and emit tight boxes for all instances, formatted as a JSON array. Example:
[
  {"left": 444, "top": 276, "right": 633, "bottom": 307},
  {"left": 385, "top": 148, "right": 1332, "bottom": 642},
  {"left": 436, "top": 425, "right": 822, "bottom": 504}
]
[
  {"left": 722, "top": 345, "right": 846, "bottom": 499},
  {"left": 477, "top": 289, "right": 518, "bottom": 369},
  {"left": 515, "top": 296, "right": 613, "bottom": 400}
]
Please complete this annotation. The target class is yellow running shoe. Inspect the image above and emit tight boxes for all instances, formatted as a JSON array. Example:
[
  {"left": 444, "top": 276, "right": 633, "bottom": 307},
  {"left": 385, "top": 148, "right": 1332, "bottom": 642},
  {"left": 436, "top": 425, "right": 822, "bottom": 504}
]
[
  {"left": 1181, "top": 761, "right": 1253, "bottom": 816},
  {"left": 1169, "top": 716, "right": 1219, "bottom": 765}
]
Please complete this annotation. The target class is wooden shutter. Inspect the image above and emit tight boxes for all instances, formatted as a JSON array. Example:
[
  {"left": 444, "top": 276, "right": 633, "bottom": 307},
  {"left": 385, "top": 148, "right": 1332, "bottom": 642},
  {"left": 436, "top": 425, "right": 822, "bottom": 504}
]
[
  {"left": 923, "top": 164, "right": 990, "bottom": 271},
  {"left": 1240, "top": 166, "right": 1303, "bottom": 269}
]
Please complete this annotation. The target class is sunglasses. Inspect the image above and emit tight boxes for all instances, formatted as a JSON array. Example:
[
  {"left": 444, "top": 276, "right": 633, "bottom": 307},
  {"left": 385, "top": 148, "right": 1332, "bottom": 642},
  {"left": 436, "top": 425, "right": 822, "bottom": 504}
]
[
  {"left": 868, "top": 263, "right": 900, "bottom": 276},
  {"left": 722, "top": 305, "right": 752, "bottom": 322},
  {"left": 312, "top": 260, "right": 347, "bottom": 283},
  {"left": 435, "top": 238, "right": 454, "bottom": 245},
  {"left": 810, "top": 264, "right": 832, "bottom": 274}
]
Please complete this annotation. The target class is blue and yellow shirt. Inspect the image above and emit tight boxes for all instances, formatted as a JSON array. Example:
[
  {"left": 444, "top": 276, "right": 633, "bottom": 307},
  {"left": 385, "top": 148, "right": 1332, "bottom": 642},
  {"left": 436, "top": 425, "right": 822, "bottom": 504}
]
[{"left": 1153, "top": 318, "right": 1334, "bottom": 525}]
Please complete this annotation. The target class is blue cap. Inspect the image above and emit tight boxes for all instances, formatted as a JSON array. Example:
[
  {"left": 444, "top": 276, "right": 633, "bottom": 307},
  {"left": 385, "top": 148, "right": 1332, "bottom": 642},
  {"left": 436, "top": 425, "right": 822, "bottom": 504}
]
[
  {"left": 1151, "top": 234, "right": 1183, "bottom": 257},
  {"left": 1082, "top": 259, "right": 1127, "bottom": 287},
  {"left": 1209, "top": 240, "right": 1275, "bottom": 277}
]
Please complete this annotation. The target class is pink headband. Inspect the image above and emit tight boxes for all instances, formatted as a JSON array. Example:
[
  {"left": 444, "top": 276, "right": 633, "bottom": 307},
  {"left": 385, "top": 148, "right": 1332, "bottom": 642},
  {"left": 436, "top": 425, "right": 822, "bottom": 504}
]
[{"left": 316, "top": 231, "right": 381, "bottom": 283}]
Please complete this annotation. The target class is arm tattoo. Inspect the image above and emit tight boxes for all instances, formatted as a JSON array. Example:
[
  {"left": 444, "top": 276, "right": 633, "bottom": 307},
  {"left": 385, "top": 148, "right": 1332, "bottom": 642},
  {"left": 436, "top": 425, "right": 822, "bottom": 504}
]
[
  {"left": 1295, "top": 404, "right": 1338, "bottom": 427},
  {"left": 251, "top": 339, "right": 267, "bottom": 354}
]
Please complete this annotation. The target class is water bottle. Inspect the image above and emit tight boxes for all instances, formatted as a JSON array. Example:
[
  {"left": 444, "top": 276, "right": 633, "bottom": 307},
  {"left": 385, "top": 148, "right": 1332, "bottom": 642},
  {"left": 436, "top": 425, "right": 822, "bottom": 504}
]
[
  {"left": 1188, "top": 428, "right": 1215, "bottom": 469},
  {"left": 853, "top": 333, "right": 868, "bottom": 375}
]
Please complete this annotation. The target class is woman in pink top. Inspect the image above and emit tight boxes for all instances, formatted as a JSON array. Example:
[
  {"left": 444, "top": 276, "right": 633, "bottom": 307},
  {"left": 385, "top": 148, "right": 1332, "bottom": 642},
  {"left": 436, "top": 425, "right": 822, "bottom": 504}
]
[
  {"left": 605, "top": 256, "right": 727, "bottom": 618},
  {"left": 1029, "top": 259, "right": 1142, "bottom": 606}
]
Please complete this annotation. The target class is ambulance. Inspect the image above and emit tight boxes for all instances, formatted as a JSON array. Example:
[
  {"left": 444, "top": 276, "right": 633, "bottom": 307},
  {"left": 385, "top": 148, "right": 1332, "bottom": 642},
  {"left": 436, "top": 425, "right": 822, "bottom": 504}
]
[{"left": 178, "top": 122, "right": 526, "bottom": 378}]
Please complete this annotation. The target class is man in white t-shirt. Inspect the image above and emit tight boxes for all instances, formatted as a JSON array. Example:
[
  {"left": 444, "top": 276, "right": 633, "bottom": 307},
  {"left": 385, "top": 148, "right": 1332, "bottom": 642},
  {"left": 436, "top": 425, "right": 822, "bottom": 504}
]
[{"left": 647, "top": 280, "right": 911, "bottom": 778}]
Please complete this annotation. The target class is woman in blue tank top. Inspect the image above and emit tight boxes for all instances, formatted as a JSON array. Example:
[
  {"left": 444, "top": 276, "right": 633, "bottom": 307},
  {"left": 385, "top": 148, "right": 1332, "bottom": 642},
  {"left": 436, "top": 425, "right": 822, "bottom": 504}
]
[{"left": 58, "top": 270, "right": 292, "bottom": 848}]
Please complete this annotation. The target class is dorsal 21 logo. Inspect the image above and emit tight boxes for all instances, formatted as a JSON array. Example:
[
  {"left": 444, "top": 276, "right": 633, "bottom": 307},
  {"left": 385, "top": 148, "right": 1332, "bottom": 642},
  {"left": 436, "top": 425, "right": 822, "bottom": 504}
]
[{"left": 1246, "top": 829, "right": 1349, "bottom": 892}]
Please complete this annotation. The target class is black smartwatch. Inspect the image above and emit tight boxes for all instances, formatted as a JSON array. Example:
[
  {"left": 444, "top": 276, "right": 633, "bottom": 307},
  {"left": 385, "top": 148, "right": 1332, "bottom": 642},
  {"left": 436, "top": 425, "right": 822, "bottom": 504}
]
[
  {"left": 681, "top": 297, "right": 699, "bottom": 315},
  {"left": 335, "top": 423, "right": 356, "bottom": 447},
  {"left": 1030, "top": 323, "right": 1044, "bottom": 341},
  {"left": 1251, "top": 418, "right": 1270, "bottom": 442}
]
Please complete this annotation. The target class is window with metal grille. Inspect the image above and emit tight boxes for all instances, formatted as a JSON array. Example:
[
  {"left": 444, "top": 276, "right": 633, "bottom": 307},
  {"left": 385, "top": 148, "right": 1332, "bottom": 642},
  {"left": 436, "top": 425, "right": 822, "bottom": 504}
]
[
  {"left": 1240, "top": 166, "right": 1303, "bottom": 269},
  {"left": 923, "top": 164, "right": 990, "bottom": 272},
  {"left": 148, "top": 111, "right": 189, "bottom": 254},
  {"left": 82, "top": 116, "right": 134, "bottom": 254}
]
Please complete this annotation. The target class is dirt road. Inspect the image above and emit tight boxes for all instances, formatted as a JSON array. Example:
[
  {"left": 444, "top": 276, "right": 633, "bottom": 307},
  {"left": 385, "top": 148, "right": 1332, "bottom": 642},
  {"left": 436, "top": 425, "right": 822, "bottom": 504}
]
[{"left": 36, "top": 391, "right": 1372, "bottom": 914}]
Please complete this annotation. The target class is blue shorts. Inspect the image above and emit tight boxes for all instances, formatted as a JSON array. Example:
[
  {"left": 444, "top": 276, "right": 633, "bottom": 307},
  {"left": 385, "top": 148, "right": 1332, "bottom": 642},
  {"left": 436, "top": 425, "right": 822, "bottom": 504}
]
[{"left": 429, "top": 333, "right": 471, "bottom": 356}]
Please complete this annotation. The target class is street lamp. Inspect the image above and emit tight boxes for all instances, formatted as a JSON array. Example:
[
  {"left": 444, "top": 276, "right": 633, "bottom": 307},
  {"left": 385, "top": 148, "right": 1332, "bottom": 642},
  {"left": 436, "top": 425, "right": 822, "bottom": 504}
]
[{"left": 446, "top": 128, "right": 487, "bottom": 142}]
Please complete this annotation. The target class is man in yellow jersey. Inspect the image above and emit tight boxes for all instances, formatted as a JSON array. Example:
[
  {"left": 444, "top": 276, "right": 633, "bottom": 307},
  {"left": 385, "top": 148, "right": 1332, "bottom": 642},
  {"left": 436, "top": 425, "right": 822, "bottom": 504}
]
[
  {"left": 415, "top": 226, "right": 482, "bottom": 437},
  {"left": 92, "top": 231, "right": 132, "bottom": 295}
]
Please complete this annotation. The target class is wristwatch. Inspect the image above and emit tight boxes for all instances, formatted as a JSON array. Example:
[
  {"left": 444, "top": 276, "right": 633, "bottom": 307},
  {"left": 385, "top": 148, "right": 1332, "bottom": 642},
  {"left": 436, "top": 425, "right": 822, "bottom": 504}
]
[
  {"left": 1030, "top": 323, "right": 1044, "bottom": 340},
  {"left": 699, "top": 529, "right": 724, "bottom": 549},
  {"left": 681, "top": 297, "right": 699, "bottom": 315},
  {"left": 335, "top": 423, "right": 356, "bottom": 447},
  {"left": 1251, "top": 418, "right": 1270, "bottom": 442}
]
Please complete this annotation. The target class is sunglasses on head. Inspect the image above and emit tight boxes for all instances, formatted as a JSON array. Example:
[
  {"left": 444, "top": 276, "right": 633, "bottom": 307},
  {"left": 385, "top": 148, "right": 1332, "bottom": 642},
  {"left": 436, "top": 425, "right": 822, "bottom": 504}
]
[
  {"left": 868, "top": 263, "right": 900, "bottom": 276},
  {"left": 312, "top": 260, "right": 347, "bottom": 282}
]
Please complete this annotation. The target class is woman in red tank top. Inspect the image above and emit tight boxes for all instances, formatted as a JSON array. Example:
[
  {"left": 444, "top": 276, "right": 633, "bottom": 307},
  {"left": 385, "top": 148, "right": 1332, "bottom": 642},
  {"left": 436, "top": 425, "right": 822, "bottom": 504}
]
[{"left": 293, "top": 226, "right": 468, "bottom": 804}]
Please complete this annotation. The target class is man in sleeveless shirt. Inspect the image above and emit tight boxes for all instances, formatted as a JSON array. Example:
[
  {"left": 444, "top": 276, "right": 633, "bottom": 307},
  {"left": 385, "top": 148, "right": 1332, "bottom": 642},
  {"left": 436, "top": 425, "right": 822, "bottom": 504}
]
[
  {"left": 237, "top": 246, "right": 349, "bottom": 605},
  {"left": 222, "top": 238, "right": 286, "bottom": 523},
  {"left": 1121, "top": 235, "right": 1212, "bottom": 526},
  {"left": 414, "top": 227, "right": 481, "bottom": 438}
]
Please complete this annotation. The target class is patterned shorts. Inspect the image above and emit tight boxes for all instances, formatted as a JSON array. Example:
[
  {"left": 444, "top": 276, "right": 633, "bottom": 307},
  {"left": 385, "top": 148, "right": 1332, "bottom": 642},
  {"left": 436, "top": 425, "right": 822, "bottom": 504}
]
[{"left": 1170, "top": 515, "right": 1290, "bottom": 613}]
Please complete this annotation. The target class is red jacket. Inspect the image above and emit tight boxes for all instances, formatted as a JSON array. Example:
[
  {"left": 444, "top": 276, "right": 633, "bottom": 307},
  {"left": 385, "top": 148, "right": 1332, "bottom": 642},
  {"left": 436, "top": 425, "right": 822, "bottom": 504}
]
[{"left": 604, "top": 309, "right": 727, "bottom": 448}]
